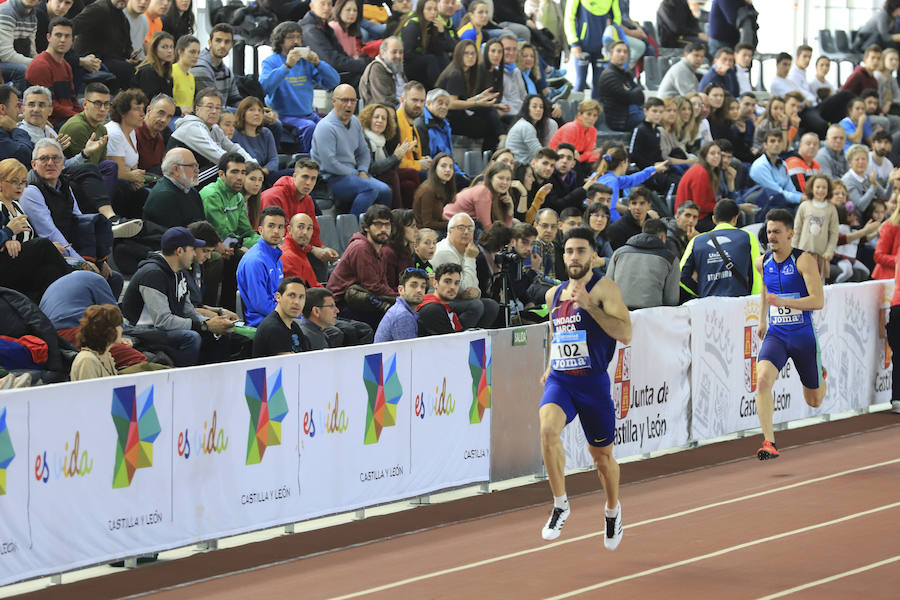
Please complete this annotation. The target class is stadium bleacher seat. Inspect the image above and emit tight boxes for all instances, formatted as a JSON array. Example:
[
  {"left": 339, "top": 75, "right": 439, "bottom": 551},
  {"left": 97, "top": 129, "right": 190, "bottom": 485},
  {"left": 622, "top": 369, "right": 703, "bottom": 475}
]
[
  {"left": 643, "top": 56, "right": 662, "bottom": 91},
  {"left": 818, "top": 30, "right": 854, "bottom": 81},
  {"left": 464, "top": 151, "right": 487, "bottom": 178},
  {"left": 834, "top": 30, "right": 860, "bottom": 59},
  {"left": 317, "top": 215, "right": 341, "bottom": 254},
  {"left": 336, "top": 213, "right": 360, "bottom": 252}
]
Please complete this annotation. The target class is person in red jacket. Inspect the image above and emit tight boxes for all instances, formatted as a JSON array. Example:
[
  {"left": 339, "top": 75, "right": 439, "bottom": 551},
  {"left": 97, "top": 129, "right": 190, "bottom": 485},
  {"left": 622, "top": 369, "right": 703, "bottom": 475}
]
[
  {"left": 260, "top": 157, "right": 340, "bottom": 267},
  {"left": 417, "top": 262, "right": 464, "bottom": 335},
  {"left": 873, "top": 201, "right": 900, "bottom": 279},
  {"left": 675, "top": 141, "right": 726, "bottom": 232},
  {"left": 549, "top": 99, "right": 601, "bottom": 167},
  {"left": 281, "top": 212, "right": 324, "bottom": 287},
  {"left": 25, "top": 17, "right": 82, "bottom": 126}
]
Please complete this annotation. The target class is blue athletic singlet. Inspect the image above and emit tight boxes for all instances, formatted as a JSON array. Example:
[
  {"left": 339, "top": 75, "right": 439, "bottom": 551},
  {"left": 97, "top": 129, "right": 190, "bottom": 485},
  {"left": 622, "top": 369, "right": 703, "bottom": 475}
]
[
  {"left": 758, "top": 249, "right": 824, "bottom": 389},
  {"left": 547, "top": 274, "right": 617, "bottom": 378},
  {"left": 540, "top": 274, "right": 618, "bottom": 447}
]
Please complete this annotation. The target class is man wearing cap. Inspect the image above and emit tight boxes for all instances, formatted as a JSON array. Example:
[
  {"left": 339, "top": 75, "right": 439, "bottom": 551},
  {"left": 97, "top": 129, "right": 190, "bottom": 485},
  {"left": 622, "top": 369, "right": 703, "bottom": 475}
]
[{"left": 121, "top": 226, "right": 235, "bottom": 366}]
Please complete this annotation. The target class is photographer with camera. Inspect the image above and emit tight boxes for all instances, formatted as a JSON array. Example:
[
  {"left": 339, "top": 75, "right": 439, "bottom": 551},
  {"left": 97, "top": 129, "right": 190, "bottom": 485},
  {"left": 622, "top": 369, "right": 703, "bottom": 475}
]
[{"left": 490, "top": 222, "right": 548, "bottom": 326}]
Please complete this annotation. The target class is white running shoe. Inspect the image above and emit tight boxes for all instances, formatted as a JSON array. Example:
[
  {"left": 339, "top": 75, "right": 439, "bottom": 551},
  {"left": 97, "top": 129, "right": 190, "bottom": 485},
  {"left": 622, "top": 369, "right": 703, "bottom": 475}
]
[
  {"left": 541, "top": 505, "right": 570, "bottom": 540},
  {"left": 891, "top": 400, "right": 900, "bottom": 414},
  {"left": 604, "top": 502, "right": 623, "bottom": 550}
]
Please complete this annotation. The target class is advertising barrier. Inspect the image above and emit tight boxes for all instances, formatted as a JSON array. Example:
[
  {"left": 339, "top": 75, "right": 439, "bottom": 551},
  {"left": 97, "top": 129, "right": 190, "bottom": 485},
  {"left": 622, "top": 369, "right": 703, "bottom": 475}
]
[
  {"left": 0, "top": 282, "right": 891, "bottom": 586},
  {"left": 0, "top": 332, "right": 491, "bottom": 587},
  {"left": 562, "top": 305, "right": 693, "bottom": 469}
]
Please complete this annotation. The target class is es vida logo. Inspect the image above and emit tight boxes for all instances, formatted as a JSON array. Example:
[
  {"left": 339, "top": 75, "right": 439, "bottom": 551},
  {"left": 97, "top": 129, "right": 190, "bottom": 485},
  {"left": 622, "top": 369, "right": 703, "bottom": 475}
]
[
  {"left": 0, "top": 407, "right": 14, "bottom": 495},
  {"left": 112, "top": 385, "right": 161, "bottom": 489},
  {"left": 363, "top": 353, "right": 402, "bottom": 445},
  {"left": 177, "top": 410, "right": 229, "bottom": 459},
  {"left": 302, "top": 393, "right": 349, "bottom": 437},
  {"left": 468, "top": 339, "right": 492, "bottom": 424},
  {"left": 245, "top": 367, "right": 288, "bottom": 465},
  {"left": 415, "top": 378, "right": 455, "bottom": 419}
]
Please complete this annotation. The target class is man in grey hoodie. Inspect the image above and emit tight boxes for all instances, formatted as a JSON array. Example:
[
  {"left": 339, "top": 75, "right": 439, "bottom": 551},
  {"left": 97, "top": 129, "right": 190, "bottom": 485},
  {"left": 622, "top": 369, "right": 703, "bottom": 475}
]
[
  {"left": 658, "top": 41, "right": 706, "bottom": 98},
  {"left": 168, "top": 87, "right": 252, "bottom": 185},
  {"left": 606, "top": 219, "right": 680, "bottom": 309},
  {"left": 190, "top": 23, "right": 242, "bottom": 108}
]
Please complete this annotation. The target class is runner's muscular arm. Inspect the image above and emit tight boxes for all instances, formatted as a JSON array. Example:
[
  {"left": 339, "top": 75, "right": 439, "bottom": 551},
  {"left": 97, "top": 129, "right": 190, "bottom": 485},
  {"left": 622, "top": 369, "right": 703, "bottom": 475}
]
[
  {"left": 584, "top": 278, "right": 632, "bottom": 345},
  {"left": 765, "top": 252, "right": 824, "bottom": 311},
  {"left": 756, "top": 256, "right": 768, "bottom": 339},
  {"left": 540, "top": 285, "right": 559, "bottom": 385}
]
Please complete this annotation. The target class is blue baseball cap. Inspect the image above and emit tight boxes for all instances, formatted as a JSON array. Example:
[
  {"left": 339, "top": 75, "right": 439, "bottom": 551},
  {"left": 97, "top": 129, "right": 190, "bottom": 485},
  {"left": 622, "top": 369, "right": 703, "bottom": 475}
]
[{"left": 161, "top": 226, "right": 206, "bottom": 253}]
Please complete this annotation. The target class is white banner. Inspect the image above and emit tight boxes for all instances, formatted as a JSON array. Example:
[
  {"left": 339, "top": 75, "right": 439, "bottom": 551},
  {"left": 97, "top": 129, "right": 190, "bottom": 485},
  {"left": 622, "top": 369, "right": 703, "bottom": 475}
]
[
  {"left": 170, "top": 357, "right": 301, "bottom": 541},
  {"left": 0, "top": 399, "right": 32, "bottom": 580},
  {"left": 15, "top": 374, "right": 178, "bottom": 582},
  {"left": 408, "top": 333, "right": 492, "bottom": 494},
  {"left": 690, "top": 281, "right": 889, "bottom": 441},
  {"left": 562, "top": 306, "right": 693, "bottom": 469},
  {"left": 873, "top": 281, "right": 893, "bottom": 405},
  {"left": 297, "top": 345, "right": 414, "bottom": 520}
]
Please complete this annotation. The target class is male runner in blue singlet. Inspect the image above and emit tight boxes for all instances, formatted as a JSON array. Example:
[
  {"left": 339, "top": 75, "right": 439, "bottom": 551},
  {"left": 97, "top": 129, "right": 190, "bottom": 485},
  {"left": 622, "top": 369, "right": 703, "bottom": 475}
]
[
  {"left": 754, "top": 209, "right": 827, "bottom": 460},
  {"left": 539, "top": 228, "right": 633, "bottom": 549}
]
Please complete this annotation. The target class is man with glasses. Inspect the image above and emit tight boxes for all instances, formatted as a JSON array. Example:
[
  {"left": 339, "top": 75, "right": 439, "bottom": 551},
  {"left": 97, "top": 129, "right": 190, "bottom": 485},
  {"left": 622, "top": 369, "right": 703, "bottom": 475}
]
[
  {"left": 143, "top": 147, "right": 204, "bottom": 228},
  {"left": 58, "top": 82, "right": 111, "bottom": 164},
  {"left": 298, "top": 287, "right": 340, "bottom": 349},
  {"left": 18, "top": 85, "right": 141, "bottom": 238},
  {"left": 24, "top": 17, "right": 80, "bottom": 125},
  {"left": 0, "top": 85, "right": 33, "bottom": 165},
  {"left": 19, "top": 138, "right": 125, "bottom": 295},
  {"left": 326, "top": 203, "right": 397, "bottom": 326},
  {"left": 374, "top": 267, "right": 427, "bottom": 342},
  {"left": 431, "top": 212, "right": 500, "bottom": 329},
  {"left": 261, "top": 22, "right": 339, "bottom": 153},
  {"left": 310, "top": 83, "right": 392, "bottom": 217},
  {"left": 169, "top": 87, "right": 253, "bottom": 186},
  {"left": 135, "top": 93, "right": 176, "bottom": 172}
]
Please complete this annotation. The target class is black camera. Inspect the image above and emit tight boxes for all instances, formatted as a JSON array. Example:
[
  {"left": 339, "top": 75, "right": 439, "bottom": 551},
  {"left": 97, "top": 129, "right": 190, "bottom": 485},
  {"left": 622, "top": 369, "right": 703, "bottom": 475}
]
[{"left": 494, "top": 249, "right": 522, "bottom": 281}]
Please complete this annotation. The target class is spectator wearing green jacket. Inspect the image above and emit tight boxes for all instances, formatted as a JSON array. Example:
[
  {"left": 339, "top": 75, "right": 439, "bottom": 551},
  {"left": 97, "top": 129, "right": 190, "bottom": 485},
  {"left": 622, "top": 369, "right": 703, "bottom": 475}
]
[{"left": 199, "top": 152, "right": 257, "bottom": 310}]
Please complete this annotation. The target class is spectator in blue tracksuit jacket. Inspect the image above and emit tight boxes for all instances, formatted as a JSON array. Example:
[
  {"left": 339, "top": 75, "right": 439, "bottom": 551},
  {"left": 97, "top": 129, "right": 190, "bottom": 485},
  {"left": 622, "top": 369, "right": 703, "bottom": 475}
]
[
  {"left": 679, "top": 198, "right": 762, "bottom": 298},
  {"left": 260, "top": 22, "right": 340, "bottom": 152},
  {"left": 749, "top": 129, "right": 804, "bottom": 205},
  {"left": 236, "top": 206, "right": 287, "bottom": 327}
]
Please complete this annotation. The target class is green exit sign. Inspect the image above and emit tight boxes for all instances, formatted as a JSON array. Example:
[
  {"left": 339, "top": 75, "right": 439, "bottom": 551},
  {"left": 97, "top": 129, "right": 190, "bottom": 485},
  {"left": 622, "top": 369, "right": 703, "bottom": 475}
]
[{"left": 512, "top": 328, "right": 528, "bottom": 346}]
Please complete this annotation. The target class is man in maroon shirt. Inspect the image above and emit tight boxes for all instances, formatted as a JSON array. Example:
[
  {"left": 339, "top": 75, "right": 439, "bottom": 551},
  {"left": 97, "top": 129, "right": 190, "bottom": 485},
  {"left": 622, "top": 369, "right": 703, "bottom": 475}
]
[
  {"left": 25, "top": 17, "right": 81, "bottom": 126},
  {"left": 326, "top": 203, "right": 397, "bottom": 326},
  {"left": 840, "top": 44, "right": 881, "bottom": 95},
  {"left": 136, "top": 93, "right": 175, "bottom": 172}
]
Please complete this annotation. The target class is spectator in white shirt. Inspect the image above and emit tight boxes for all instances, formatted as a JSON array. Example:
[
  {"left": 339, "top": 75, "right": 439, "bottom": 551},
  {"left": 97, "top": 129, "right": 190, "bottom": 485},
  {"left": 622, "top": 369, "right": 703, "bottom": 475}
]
[
  {"left": 809, "top": 56, "right": 835, "bottom": 103},
  {"left": 787, "top": 44, "right": 817, "bottom": 106},
  {"left": 734, "top": 42, "right": 755, "bottom": 95}
]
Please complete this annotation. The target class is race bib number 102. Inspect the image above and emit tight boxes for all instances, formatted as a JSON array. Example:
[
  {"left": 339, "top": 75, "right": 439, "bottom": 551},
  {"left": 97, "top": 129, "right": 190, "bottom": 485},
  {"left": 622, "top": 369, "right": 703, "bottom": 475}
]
[{"left": 550, "top": 330, "right": 591, "bottom": 371}]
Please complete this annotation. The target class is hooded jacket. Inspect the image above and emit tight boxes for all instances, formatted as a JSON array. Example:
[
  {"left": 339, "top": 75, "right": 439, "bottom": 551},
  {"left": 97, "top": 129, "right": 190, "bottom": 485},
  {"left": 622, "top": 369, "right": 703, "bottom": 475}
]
[
  {"left": 260, "top": 175, "right": 323, "bottom": 247},
  {"left": 606, "top": 232, "right": 680, "bottom": 309},
  {"left": 416, "top": 293, "right": 462, "bottom": 336},
  {"left": 259, "top": 50, "right": 340, "bottom": 118},
  {"left": 170, "top": 114, "right": 253, "bottom": 169},
  {"left": 121, "top": 252, "right": 204, "bottom": 331},
  {"left": 279, "top": 233, "right": 323, "bottom": 288}
]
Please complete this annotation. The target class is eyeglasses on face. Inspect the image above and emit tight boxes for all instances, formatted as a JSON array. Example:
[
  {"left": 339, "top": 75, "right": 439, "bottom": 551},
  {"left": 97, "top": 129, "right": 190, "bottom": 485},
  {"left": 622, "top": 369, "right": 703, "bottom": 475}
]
[
  {"left": 3, "top": 179, "right": 26, "bottom": 186},
  {"left": 85, "top": 99, "right": 111, "bottom": 108},
  {"left": 451, "top": 224, "right": 475, "bottom": 232},
  {"left": 35, "top": 155, "right": 64, "bottom": 164}
]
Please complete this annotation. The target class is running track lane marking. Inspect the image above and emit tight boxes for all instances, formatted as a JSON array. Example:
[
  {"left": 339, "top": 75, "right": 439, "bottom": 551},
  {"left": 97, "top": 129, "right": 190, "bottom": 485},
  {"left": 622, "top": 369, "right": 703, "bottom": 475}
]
[
  {"left": 545, "top": 502, "right": 900, "bottom": 600},
  {"left": 328, "top": 458, "right": 900, "bottom": 600},
  {"left": 755, "top": 555, "right": 900, "bottom": 599}
]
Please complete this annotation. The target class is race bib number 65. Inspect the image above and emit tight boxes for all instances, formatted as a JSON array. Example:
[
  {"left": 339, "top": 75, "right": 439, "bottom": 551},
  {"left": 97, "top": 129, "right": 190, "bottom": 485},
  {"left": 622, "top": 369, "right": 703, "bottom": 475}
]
[
  {"left": 769, "top": 293, "right": 804, "bottom": 325},
  {"left": 550, "top": 330, "right": 591, "bottom": 371}
]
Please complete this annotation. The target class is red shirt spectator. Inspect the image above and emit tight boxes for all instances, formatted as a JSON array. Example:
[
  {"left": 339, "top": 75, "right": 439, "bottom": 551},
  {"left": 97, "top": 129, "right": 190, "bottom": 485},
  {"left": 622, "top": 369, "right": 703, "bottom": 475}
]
[
  {"left": 261, "top": 174, "right": 323, "bottom": 247},
  {"left": 675, "top": 162, "right": 717, "bottom": 220},
  {"left": 873, "top": 220, "right": 900, "bottom": 279},
  {"left": 25, "top": 52, "right": 82, "bottom": 124}
]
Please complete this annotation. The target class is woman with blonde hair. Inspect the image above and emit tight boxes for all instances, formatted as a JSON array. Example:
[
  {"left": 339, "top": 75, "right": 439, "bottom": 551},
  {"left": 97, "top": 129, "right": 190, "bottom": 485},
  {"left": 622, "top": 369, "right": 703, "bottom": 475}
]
[
  {"left": 0, "top": 158, "right": 72, "bottom": 301},
  {"left": 660, "top": 97, "right": 695, "bottom": 168},
  {"left": 678, "top": 93, "right": 702, "bottom": 150},
  {"left": 71, "top": 304, "right": 122, "bottom": 381}
]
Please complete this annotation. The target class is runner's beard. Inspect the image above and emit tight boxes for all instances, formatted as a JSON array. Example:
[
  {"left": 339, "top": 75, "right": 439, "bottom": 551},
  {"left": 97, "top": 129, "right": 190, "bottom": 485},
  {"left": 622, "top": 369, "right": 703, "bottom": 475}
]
[{"left": 567, "top": 263, "right": 591, "bottom": 280}]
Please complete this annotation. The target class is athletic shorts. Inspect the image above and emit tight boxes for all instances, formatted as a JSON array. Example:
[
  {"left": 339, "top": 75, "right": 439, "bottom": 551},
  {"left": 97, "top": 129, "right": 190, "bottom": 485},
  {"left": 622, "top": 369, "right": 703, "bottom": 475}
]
[
  {"left": 758, "top": 326, "right": 823, "bottom": 390},
  {"left": 540, "top": 371, "right": 615, "bottom": 447}
]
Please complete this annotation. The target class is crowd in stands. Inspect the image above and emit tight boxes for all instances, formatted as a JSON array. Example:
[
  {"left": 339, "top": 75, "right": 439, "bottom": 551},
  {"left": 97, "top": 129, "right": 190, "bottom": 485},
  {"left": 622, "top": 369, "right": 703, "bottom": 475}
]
[{"left": 3, "top": 0, "right": 900, "bottom": 388}]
